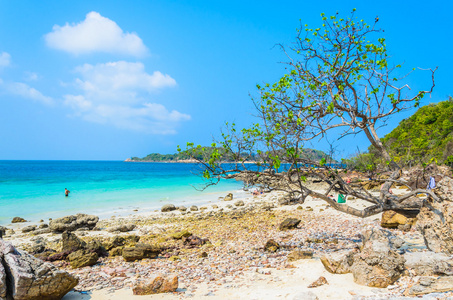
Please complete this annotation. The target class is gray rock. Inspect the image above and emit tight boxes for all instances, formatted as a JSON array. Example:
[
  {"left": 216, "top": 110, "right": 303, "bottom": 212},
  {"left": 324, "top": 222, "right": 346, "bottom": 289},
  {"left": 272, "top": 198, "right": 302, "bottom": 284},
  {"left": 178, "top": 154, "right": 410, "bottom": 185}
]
[
  {"left": 161, "top": 204, "right": 176, "bottom": 212},
  {"left": 0, "top": 226, "right": 6, "bottom": 239},
  {"left": 32, "top": 228, "right": 51, "bottom": 235},
  {"left": 122, "top": 243, "right": 161, "bottom": 262},
  {"left": 107, "top": 224, "right": 136, "bottom": 232},
  {"left": 292, "top": 291, "right": 319, "bottom": 300},
  {"left": 279, "top": 218, "right": 301, "bottom": 231},
  {"left": 234, "top": 200, "right": 245, "bottom": 207},
  {"left": 21, "top": 225, "right": 37, "bottom": 233},
  {"left": 351, "top": 227, "right": 405, "bottom": 288},
  {"left": 0, "top": 239, "right": 78, "bottom": 299},
  {"left": 408, "top": 276, "right": 453, "bottom": 295},
  {"left": 0, "top": 259, "right": 6, "bottom": 300},
  {"left": 321, "top": 249, "right": 356, "bottom": 274},
  {"left": 60, "top": 231, "right": 86, "bottom": 253},
  {"left": 404, "top": 251, "right": 453, "bottom": 276},
  {"left": 178, "top": 206, "right": 187, "bottom": 212},
  {"left": 49, "top": 213, "right": 99, "bottom": 233},
  {"left": 190, "top": 205, "right": 199, "bottom": 211}
]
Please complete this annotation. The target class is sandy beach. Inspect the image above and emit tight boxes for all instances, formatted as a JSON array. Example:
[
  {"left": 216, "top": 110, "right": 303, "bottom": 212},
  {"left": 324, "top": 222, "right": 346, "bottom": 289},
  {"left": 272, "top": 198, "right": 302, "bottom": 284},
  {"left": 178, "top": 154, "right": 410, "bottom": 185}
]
[{"left": 2, "top": 185, "right": 450, "bottom": 300}]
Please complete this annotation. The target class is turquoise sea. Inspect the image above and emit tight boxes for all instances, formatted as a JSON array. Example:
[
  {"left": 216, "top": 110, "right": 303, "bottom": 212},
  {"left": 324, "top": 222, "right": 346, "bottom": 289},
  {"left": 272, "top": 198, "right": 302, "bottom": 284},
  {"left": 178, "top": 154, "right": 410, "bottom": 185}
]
[{"left": 0, "top": 161, "right": 244, "bottom": 225}]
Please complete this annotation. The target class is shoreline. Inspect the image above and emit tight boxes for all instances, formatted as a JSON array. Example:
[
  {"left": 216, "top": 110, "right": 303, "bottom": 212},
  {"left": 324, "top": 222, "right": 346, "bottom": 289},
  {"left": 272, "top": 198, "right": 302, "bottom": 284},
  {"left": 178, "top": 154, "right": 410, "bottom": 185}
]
[{"left": 2, "top": 185, "right": 449, "bottom": 299}]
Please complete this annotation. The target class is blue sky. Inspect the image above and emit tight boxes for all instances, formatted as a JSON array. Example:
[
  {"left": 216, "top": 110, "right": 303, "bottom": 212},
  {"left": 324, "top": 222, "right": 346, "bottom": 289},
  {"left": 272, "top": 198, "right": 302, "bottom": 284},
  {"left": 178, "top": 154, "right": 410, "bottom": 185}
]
[{"left": 0, "top": 0, "right": 451, "bottom": 160}]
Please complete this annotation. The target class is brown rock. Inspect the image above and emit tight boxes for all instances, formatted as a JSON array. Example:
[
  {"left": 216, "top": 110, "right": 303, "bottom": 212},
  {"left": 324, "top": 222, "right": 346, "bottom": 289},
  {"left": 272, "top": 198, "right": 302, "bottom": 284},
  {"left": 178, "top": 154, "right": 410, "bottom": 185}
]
[
  {"left": 381, "top": 210, "right": 415, "bottom": 229},
  {"left": 60, "top": 231, "right": 86, "bottom": 253},
  {"left": 264, "top": 239, "right": 280, "bottom": 252},
  {"left": 308, "top": 276, "right": 328, "bottom": 288},
  {"left": 49, "top": 214, "right": 99, "bottom": 232},
  {"left": 408, "top": 276, "right": 453, "bottom": 295},
  {"left": 279, "top": 218, "right": 301, "bottom": 231},
  {"left": 287, "top": 250, "right": 313, "bottom": 261},
  {"left": 67, "top": 250, "right": 99, "bottom": 268},
  {"left": 133, "top": 275, "right": 178, "bottom": 295},
  {"left": 122, "top": 243, "right": 160, "bottom": 262},
  {"left": 11, "top": 217, "right": 26, "bottom": 223},
  {"left": 321, "top": 250, "right": 355, "bottom": 274}
]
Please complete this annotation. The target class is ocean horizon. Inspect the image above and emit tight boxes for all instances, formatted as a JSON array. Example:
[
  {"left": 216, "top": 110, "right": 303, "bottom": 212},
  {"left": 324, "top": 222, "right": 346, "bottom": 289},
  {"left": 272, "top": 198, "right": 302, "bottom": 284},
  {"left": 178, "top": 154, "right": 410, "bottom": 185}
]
[{"left": 0, "top": 160, "right": 244, "bottom": 225}]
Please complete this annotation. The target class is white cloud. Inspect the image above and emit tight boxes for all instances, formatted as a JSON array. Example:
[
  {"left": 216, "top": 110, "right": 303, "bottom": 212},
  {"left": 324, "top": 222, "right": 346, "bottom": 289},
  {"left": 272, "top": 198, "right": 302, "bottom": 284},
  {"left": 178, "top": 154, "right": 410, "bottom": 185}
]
[
  {"left": 44, "top": 12, "right": 148, "bottom": 57},
  {"left": 0, "top": 80, "right": 53, "bottom": 105},
  {"left": 0, "top": 52, "right": 11, "bottom": 68},
  {"left": 24, "top": 72, "right": 39, "bottom": 81},
  {"left": 64, "top": 61, "right": 189, "bottom": 134}
]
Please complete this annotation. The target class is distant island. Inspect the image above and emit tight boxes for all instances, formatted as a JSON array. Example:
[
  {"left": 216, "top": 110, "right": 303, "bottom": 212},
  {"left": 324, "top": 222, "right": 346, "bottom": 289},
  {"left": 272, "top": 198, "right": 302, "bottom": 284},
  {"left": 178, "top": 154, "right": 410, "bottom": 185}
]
[{"left": 126, "top": 147, "right": 331, "bottom": 163}]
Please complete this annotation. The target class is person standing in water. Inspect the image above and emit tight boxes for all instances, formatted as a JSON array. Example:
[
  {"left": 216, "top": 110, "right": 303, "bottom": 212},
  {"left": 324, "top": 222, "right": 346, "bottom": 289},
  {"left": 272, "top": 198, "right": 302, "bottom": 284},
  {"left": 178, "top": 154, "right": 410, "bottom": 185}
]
[{"left": 65, "top": 188, "right": 70, "bottom": 197}]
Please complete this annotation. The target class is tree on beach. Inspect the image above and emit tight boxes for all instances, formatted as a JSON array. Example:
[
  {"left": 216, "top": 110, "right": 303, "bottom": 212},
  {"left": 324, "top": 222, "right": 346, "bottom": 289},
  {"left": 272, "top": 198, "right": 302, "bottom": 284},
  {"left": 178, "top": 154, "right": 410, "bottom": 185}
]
[{"left": 181, "top": 10, "right": 438, "bottom": 218}]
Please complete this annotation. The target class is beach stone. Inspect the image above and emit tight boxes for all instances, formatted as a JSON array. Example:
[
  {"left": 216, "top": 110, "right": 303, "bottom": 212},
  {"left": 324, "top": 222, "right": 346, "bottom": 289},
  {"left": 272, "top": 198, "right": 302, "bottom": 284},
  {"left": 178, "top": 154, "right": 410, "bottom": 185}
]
[
  {"left": 279, "top": 218, "right": 301, "bottom": 231},
  {"left": 60, "top": 231, "right": 86, "bottom": 253},
  {"left": 183, "top": 235, "right": 209, "bottom": 248},
  {"left": 224, "top": 193, "right": 233, "bottom": 201},
  {"left": 0, "top": 227, "right": 6, "bottom": 238},
  {"left": 307, "top": 276, "right": 328, "bottom": 288},
  {"left": 321, "top": 249, "right": 355, "bottom": 274},
  {"left": 161, "top": 204, "right": 176, "bottom": 212},
  {"left": 0, "top": 239, "right": 78, "bottom": 299},
  {"left": 351, "top": 227, "right": 405, "bottom": 288},
  {"left": 108, "top": 224, "right": 136, "bottom": 232},
  {"left": 49, "top": 213, "right": 99, "bottom": 232},
  {"left": 38, "top": 223, "right": 48, "bottom": 229},
  {"left": 109, "top": 247, "right": 123, "bottom": 256},
  {"left": 68, "top": 249, "right": 99, "bottom": 268},
  {"left": 171, "top": 230, "right": 191, "bottom": 240},
  {"left": 122, "top": 243, "right": 160, "bottom": 262},
  {"left": 0, "top": 259, "right": 5, "bottom": 300},
  {"left": 190, "top": 205, "right": 199, "bottom": 211},
  {"left": 381, "top": 210, "right": 416, "bottom": 229},
  {"left": 287, "top": 250, "right": 313, "bottom": 261},
  {"left": 404, "top": 251, "right": 453, "bottom": 276},
  {"left": 264, "top": 239, "right": 280, "bottom": 252},
  {"left": 132, "top": 274, "right": 178, "bottom": 295},
  {"left": 292, "top": 291, "right": 319, "bottom": 300},
  {"left": 86, "top": 239, "right": 108, "bottom": 257},
  {"left": 178, "top": 206, "right": 187, "bottom": 212},
  {"left": 11, "top": 217, "right": 26, "bottom": 223},
  {"left": 29, "top": 237, "right": 47, "bottom": 254},
  {"left": 103, "top": 236, "right": 126, "bottom": 250},
  {"left": 212, "top": 204, "right": 218, "bottom": 209},
  {"left": 408, "top": 276, "right": 453, "bottom": 295},
  {"left": 416, "top": 177, "right": 453, "bottom": 254},
  {"left": 21, "top": 225, "right": 37, "bottom": 233},
  {"left": 200, "top": 206, "right": 207, "bottom": 211},
  {"left": 234, "top": 200, "right": 245, "bottom": 207}
]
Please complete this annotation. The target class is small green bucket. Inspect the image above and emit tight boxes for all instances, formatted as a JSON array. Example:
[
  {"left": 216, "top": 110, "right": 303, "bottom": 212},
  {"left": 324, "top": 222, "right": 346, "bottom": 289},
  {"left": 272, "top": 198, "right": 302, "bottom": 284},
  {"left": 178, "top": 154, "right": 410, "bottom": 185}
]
[{"left": 338, "top": 194, "right": 346, "bottom": 203}]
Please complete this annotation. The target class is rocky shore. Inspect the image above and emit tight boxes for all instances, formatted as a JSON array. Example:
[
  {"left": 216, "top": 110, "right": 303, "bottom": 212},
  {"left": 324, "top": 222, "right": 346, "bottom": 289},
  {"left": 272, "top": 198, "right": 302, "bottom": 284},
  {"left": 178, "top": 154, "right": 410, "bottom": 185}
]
[{"left": 1, "top": 175, "right": 453, "bottom": 299}]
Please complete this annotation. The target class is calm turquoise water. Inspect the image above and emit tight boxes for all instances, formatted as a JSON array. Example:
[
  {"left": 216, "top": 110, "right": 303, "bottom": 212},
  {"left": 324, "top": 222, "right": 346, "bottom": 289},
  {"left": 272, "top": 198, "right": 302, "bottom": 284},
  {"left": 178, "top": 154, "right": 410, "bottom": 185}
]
[{"left": 0, "top": 161, "right": 243, "bottom": 225}]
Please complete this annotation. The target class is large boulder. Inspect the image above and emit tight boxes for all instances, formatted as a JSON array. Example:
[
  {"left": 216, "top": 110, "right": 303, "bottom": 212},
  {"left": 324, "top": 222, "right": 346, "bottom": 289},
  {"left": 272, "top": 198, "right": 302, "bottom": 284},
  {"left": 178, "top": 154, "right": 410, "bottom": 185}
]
[
  {"left": 0, "top": 260, "right": 6, "bottom": 300},
  {"left": 122, "top": 243, "right": 161, "bottom": 262},
  {"left": 60, "top": 231, "right": 86, "bottom": 253},
  {"left": 11, "top": 217, "right": 26, "bottom": 223},
  {"left": 0, "top": 239, "right": 78, "bottom": 299},
  {"left": 132, "top": 274, "right": 178, "bottom": 295},
  {"left": 49, "top": 214, "right": 99, "bottom": 233},
  {"left": 67, "top": 250, "right": 99, "bottom": 268},
  {"left": 416, "top": 177, "right": 453, "bottom": 254},
  {"left": 350, "top": 228, "right": 405, "bottom": 288}
]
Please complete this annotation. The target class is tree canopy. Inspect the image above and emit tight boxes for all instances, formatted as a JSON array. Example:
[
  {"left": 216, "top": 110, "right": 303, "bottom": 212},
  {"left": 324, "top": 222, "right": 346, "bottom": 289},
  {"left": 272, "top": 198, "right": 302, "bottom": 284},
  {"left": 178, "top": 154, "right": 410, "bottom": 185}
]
[{"left": 181, "top": 10, "right": 437, "bottom": 218}]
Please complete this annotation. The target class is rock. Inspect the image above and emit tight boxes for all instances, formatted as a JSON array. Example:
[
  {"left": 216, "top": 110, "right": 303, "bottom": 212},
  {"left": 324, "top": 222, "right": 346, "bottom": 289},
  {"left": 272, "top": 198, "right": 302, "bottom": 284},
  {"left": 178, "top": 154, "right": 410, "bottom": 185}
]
[
  {"left": 38, "top": 223, "right": 48, "bottom": 229},
  {"left": 29, "top": 237, "right": 47, "bottom": 254},
  {"left": 278, "top": 193, "right": 302, "bottom": 206},
  {"left": 279, "top": 218, "right": 301, "bottom": 231},
  {"left": 0, "top": 239, "right": 78, "bottom": 299},
  {"left": 264, "top": 239, "right": 280, "bottom": 252},
  {"left": 307, "top": 276, "right": 328, "bottom": 288},
  {"left": 0, "top": 259, "right": 5, "bottom": 299},
  {"left": 108, "top": 224, "right": 136, "bottom": 232},
  {"left": 122, "top": 243, "right": 161, "bottom": 262},
  {"left": 168, "top": 255, "right": 180, "bottom": 261},
  {"left": 86, "top": 239, "right": 108, "bottom": 257},
  {"left": 60, "top": 231, "right": 86, "bottom": 253},
  {"left": 11, "top": 217, "right": 26, "bottom": 223},
  {"left": 224, "top": 193, "right": 233, "bottom": 201},
  {"left": 351, "top": 227, "right": 405, "bottom": 287},
  {"left": 49, "top": 214, "right": 99, "bottom": 233},
  {"left": 292, "top": 291, "right": 319, "bottom": 300},
  {"left": 234, "top": 200, "right": 245, "bottom": 207},
  {"left": 404, "top": 251, "right": 453, "bottom": 276},
  {"left": 200, "top": 206, "right": 207, "bottom": 211},
  {"left": 103, "top": 236, "right": 126, "bottom": 250},
  {"left": 408, "top": 276, "right": 453, "bottom": 295},
  {"left": 132, "top": 274, "right": 178, "bottom": 295},
  {"left": 109, "top": 247, "right": 123, "bottom": 256},
  {"left": 178, "top": 206, "right": 187, "bottom": 212},
  {"left": 199, "top": 251, "right": 208, "bottom": 258},
  {"left": 190, "top": 205, "right": 199, "bottom": 211},
  {"left": 321, "top": 249, "right": 356, "bottom": 274},
  {"left": 287, "top": 250, "right": 313, "bottom": 261},
  {"left": 381, "top": 210, "right": 416, "bottom": 229},
  {"left": 0, "top": 226, "right": 6, "bottom": 238},
  {"left": 161, "top": 204, "right": 176, "bottom": 212},
  {"left": 171, "top": 230, "right": 192, "bottom": 240},
  {"left": 67, "top": 249, "right": 99, "bottom": 268},
  {"left": 21, "top": 225, "right": 37, "bottom": 233},
  {"left": 212, "top": 205, "right": 218, "bottom": 209},
  {"left": 183, "top": 235, "right": 209, "bottom": 248}
]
